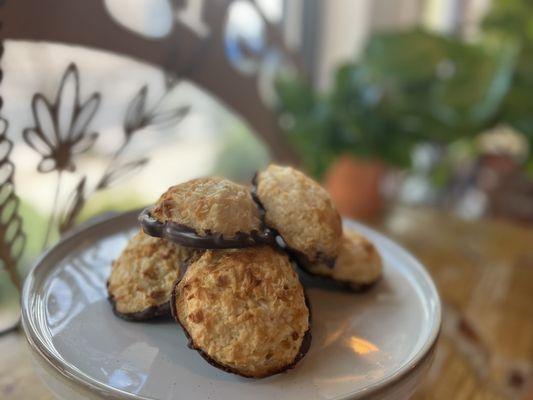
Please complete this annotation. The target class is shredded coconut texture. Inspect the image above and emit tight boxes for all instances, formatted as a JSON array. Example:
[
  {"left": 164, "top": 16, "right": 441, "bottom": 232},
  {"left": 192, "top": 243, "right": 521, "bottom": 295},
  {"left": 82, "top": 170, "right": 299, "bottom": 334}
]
[
  {"left": 175, "top": 246, "right": 310, "bottom": 378},
  {"left": 152, "top": 177, "right": 262, "bottom": 238},
  {"left": 308, "top": 230, "right": 382, "bottom": 284},
  {"left": 256, "top": 165, "right": 342, "bottom": 261},
  {"left": 108, "top": 231, "right": 197, "bottom": 315}
]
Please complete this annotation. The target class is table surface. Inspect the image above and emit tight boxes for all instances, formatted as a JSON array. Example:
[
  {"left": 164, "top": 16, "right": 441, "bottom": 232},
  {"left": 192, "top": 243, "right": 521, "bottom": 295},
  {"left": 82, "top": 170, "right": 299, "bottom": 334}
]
[{"left": 1, "top": 206, "right": 532, "bottom": 400}]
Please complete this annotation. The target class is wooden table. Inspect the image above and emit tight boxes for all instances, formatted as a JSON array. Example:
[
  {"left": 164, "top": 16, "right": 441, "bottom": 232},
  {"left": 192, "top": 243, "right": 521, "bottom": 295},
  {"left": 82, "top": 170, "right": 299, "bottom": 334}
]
[{"left": 1, "top": 206, "right": 532, "bottom": 399}]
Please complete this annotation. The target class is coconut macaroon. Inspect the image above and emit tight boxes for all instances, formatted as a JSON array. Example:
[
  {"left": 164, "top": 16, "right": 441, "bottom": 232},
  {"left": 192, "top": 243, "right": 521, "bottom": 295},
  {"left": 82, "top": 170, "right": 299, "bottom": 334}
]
[
  {"left": 140, "top": 177, "right": 273, "bottom": 248},
  {"left": 107, "top": 231, "right": 198, "bottom": 321},
  {"left": 302, "top": 230, "right": 382, "bottom": 291},
  {"left": 254, "top": 165, "right": 342, "bottom": 265},
  {"left": 172, "top": 246, "right": 311, "bottom": 378}
]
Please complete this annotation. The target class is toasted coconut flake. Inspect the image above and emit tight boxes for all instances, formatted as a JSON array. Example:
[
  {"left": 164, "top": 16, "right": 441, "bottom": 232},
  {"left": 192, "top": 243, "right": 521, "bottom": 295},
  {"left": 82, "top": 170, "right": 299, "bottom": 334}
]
[
  {"left": 107, "top": 231, "right": 198, "bottom": 320},
  {"left": 172, "top": 246, "right": 311, "bottom": 378},
  {"left": 300, "top": 230, "right": 382, "bottom": 291},
  {"left": 254, "top": 165, "right": 342, "bottom": 263}
]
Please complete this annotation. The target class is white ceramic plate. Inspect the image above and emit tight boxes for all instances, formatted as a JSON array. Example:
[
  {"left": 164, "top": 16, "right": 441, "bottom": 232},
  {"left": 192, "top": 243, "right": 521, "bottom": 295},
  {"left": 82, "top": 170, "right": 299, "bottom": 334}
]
[{"left": 22, "top": 210, "right": 441, "bottom": 400}]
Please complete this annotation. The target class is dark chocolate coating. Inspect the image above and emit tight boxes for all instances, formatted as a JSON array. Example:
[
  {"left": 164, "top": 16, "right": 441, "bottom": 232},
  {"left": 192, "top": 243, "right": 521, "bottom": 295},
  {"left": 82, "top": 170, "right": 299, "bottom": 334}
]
[
  {"left": 139, "top": 207, "right": 276, "bottom": 249},
  {"left": 296, "top": 258, "right": 381, "bottom": 293},
  {"left": 107, "top": 280, "right": 171, "bottom": 321},
  {"left": 170, "top": 278, "right": 312, "bottom": 378}
]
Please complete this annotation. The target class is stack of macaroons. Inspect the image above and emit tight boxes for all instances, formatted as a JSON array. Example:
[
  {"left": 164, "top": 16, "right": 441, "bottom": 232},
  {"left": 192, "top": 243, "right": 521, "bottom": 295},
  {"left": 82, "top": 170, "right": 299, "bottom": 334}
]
[
  {"left": 253, "top": 165, "right": 382, "bottom": 290},
  {"left": 107, "top": 165, "right": 382, "bottom": 378}
]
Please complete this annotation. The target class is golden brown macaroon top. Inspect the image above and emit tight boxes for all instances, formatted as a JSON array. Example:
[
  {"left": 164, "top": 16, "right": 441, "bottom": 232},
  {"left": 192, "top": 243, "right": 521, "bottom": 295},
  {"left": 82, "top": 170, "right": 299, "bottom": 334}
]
[
  {"left": 174, "top": 246, "right": 310, "bottom": 378},
  {"left": 308, "top": 230, "right": 382, "bottom": 285},
  {"left": 256, "top": 165, "right": 342, "bottom": 262},
  {"left": 152, "top": 177, "right": 262, "bottom": 238},
  {"left": 108, "top": 231, "right": 197, "bottom": 316}
]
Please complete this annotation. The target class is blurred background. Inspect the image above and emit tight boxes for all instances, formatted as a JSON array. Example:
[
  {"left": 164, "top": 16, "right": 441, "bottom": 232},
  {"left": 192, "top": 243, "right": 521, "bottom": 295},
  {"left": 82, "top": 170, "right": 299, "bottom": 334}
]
[
  {"left": 2, "top": 0, "right": 532, "bottom": 274},
  {"left": 0, "top": 1, "right": 532, "bottom": 399}
]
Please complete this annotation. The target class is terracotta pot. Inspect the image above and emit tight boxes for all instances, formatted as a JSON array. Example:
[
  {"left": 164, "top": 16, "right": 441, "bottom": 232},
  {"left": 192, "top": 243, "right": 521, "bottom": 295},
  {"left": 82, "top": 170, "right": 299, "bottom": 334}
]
[{"left": 324, "top": 155, "right": 387, "bottom": 221}]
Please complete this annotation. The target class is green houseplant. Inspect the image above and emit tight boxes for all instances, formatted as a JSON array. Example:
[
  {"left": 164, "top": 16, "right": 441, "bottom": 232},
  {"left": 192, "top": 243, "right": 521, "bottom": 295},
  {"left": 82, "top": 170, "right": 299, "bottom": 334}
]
[
  {"left": 277, "top": 29, "right": 518, "bottom": 178},
  {"left": 276, "top": 1, "right": 533, "bottom": 217}
]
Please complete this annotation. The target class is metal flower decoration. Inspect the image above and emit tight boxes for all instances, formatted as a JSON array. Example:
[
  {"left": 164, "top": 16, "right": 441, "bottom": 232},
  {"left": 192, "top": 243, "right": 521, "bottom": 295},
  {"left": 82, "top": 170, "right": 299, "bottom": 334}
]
[
  {"left": 0, "top": 117, "right": 26, "bottom": 290},
  {"left": 21, "top": 63, "right": 190, "bottom": 248},
  {"left": 23, "top": 63, "right": 100, "bottom": 173}
]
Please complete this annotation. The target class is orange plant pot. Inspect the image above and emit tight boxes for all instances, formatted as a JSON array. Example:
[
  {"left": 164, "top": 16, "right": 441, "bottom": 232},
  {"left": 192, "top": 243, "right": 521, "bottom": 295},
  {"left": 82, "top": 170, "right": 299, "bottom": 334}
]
[{"left": 324, "top": 155, "right": 387, "bottom": 221}]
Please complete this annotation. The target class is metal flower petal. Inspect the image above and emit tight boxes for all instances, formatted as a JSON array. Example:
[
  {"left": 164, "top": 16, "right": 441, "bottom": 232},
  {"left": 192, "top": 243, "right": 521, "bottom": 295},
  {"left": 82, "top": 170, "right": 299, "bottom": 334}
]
[
  {"left": 0, "top": 140, "right": 13, "bottom": 163},
  {"left": 148, "top": 105, "right": 190, "bottom": 129},
  {"left": 71, "top": 132, "right": 98, "bottom": 155},
  {"left": 70, "top": 94, "right": 101, "bottom": 140},
  {"left": 23, "top": 63, "right": 101, "bottom": 174},
  {"left": 37, "top": 157, "right": 58, "bottom": 173},
  {"left": 124, "top": 85, "right": 148, "bottom": 137},
  {"left": 32, "top": 95, "right": 57, "bottom": 146},
  {"left": 22, "top": 128, "right": 52, "bottom": 156},
  {"left": 0, "top": 118, "right": 8, "bottom": 137},
  {"left": 56, "top": 64, "right": 80, "bottom": 141}
]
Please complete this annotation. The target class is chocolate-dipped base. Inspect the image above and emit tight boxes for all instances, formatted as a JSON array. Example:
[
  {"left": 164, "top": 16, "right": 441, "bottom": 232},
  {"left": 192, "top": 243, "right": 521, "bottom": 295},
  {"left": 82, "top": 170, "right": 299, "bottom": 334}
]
[
  {"left": 106, "top": 243, "right": 198, "bottom": 323},
  {"left": 139, "top": 207, "right": 276, "bottom": 249},
  {"left": 295, "top": 257, "right": 381, "bottom": 293},
  {"left": 107, "top": 281, "right": 171, "bottom": 322},
  {"left": 170, "top": 279, "right": 312, "bottom": 378}
]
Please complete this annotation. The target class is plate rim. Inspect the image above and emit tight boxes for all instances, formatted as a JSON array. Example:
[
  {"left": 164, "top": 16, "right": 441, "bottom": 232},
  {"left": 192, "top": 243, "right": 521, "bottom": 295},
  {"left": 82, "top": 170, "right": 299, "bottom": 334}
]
[{"left": 21, "top": 209, "right": 442, "bottom": 400}]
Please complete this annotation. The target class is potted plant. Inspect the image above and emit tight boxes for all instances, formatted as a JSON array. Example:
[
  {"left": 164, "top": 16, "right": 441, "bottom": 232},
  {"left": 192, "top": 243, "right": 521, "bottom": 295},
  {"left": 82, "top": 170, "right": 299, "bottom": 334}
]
[{"left": 276, "top": 26, "right": 523, "bottom": 220}]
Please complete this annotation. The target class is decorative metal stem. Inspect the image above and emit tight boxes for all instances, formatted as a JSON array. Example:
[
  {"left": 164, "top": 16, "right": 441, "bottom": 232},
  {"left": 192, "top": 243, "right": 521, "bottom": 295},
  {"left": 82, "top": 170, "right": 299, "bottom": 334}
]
[
  {"left": 4, "top": 261, "right": 21, "bottom": 291},
  {"left": 42, "top": 172, "right": 62, "bottom": 250},
  {"left": 96, "top": 142, "right": 129, "bottom": 190}
]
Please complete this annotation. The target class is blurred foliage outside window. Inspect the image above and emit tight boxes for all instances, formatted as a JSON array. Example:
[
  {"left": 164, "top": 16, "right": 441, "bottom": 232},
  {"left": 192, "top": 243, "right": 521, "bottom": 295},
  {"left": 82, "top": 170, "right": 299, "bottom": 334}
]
[{"left": 277, "top": 0, "right": 533, "bottom": 181}]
